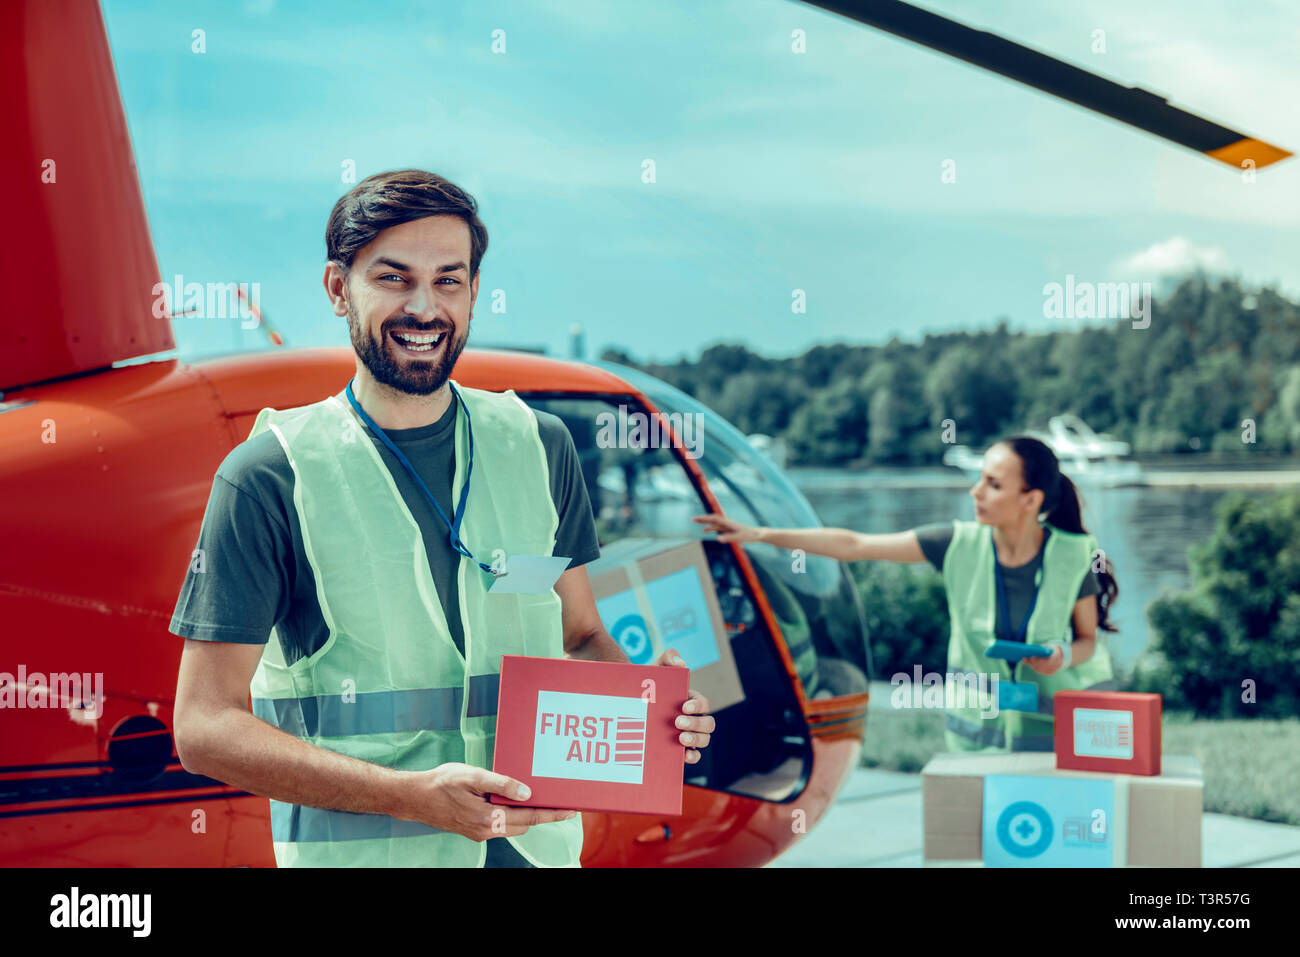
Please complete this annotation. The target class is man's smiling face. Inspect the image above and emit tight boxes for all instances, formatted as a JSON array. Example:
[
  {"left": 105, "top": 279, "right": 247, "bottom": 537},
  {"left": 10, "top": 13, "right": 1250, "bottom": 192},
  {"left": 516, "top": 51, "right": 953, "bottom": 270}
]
[{"left": 341, "top": 214, "right": 479, "bottom": 396}]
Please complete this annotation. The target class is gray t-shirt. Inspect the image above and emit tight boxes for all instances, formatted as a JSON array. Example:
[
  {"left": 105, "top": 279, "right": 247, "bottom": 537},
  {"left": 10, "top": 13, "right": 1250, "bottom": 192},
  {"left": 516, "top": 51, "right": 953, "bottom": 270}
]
[
  {"left": 913, "top": 522, "right": 1102, "bottom": 641},
  {"left": 169, "top": 387, "right": 601, "bottom": 868}
]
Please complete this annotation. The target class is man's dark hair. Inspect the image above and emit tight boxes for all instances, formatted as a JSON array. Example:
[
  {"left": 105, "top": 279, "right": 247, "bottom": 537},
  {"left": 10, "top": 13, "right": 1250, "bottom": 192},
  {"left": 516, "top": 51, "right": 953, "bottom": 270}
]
[{"left": 325, "top": 169, "right": 489, "bottom": 277}]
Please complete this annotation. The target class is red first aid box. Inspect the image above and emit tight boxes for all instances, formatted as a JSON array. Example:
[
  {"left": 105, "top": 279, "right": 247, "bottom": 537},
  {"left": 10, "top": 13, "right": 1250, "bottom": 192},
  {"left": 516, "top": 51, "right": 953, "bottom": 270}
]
[
  {"left": 489, "top": 655, "right": 690, "bottom": 815},
  {"left": 1054, "top": 690, "right": 1162, "bottom": 775}
]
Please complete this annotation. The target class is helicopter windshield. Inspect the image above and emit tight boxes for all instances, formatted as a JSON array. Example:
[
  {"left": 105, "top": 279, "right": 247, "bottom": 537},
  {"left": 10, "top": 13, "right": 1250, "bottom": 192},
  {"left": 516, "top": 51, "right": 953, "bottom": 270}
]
[
  {"left": 541, "top": 364, "right": 874, "bottom": 687},
  {"left": 593, "top": 360, "right": 841, "bottom": 595}
]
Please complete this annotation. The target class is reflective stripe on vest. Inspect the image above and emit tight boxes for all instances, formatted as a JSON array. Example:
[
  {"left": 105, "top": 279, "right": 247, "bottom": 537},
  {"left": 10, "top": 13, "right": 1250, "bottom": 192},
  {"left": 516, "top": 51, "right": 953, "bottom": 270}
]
[
  {"left": 946, "top": 713, "right": 1005, "bottom": 749},
  {"left": 271, "top": 802, "right": 447, "bottom": 842},
  {"left": 251, "top": 675, "right": 501, "bottom": 736},
  {"left": 941, "top": 520, "right": 1115, "bottom": 752},
  {"left": 945, "top": 714, "right": 1056, "bottom": 752},
  {"left": 246, "top": 383, "right": 584, "bottom": 868}
]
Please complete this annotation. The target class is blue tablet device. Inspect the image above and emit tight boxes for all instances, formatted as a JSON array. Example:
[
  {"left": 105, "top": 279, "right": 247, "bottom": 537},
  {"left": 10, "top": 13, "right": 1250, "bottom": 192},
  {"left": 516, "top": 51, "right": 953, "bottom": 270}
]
[{"left": 985, "top": 640, "right": 1055, "bottom": 661}]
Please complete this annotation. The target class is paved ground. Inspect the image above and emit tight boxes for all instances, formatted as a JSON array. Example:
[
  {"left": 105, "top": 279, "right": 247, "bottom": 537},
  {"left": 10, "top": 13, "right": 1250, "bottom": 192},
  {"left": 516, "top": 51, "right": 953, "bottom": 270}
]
[
  {"left": 769, "top": 765, "right": 1300, "bottom": 867},
  {"left": 770, "top": 683, "right": 1300, "bottom": 868}
]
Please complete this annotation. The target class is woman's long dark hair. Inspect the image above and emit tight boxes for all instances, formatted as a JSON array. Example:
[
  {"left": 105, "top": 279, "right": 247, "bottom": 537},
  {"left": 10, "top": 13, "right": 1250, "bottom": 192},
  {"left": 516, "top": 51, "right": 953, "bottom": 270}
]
[{"left": 998, "top": 436, "right": 1119, "bottom": 632}]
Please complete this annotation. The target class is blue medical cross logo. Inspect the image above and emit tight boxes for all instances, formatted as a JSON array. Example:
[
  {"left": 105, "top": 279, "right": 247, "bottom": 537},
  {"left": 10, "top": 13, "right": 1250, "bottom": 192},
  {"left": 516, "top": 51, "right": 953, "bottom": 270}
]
[{"left": 996, "top": 800, "right": 1054, "bottom": 858}]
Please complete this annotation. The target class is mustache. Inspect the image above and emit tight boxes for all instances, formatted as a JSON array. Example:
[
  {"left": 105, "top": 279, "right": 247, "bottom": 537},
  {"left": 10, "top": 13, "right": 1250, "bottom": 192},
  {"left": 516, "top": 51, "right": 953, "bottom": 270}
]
[{"left": 386, "top": 321, "right": 454, "bottom": 334}]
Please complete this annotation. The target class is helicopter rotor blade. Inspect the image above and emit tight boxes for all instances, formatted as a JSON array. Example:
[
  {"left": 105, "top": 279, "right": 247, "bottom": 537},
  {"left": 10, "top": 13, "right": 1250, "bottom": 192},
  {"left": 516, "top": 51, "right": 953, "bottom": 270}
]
[{"left": 799, "top": 0, "right": 1292, "bottom": 170}]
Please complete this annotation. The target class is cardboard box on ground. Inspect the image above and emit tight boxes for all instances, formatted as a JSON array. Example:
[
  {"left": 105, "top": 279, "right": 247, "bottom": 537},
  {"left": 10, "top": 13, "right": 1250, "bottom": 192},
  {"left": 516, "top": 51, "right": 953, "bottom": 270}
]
[
  {"left": 923, "top": 752, "right": 1202, "bottom": 867},
  {"left": 586, "top": 538, "right": 745, "bottom": 713},
  {"left": 922, "top": 691, "right": 1199, "bottom": 867},
  {"left": 925, "top": 686, "right": 1196, "bottom": 868}
]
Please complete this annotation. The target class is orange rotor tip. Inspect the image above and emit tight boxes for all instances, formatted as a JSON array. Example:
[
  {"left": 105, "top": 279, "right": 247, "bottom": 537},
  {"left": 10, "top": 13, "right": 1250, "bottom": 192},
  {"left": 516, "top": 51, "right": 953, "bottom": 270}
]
[{"left": 1205, "top": 137, "right": 1293, "bottom": 170}]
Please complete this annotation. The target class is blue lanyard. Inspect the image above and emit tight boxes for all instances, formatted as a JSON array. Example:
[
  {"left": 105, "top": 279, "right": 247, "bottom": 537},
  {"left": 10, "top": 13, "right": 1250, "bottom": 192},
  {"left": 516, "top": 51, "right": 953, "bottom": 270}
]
[
  {"left": 343, "top": 378, "right": 500, "bottom": 577},
  {"left": 991, "top": 531, "right": 1042, "bottom": 644}
]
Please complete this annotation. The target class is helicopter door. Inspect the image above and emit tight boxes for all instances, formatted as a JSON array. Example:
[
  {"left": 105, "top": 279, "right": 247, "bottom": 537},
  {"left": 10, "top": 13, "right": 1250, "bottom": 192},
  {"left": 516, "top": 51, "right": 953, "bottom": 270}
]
[{"left": 522, "top": 393, "right": 817, "bottom": 802}]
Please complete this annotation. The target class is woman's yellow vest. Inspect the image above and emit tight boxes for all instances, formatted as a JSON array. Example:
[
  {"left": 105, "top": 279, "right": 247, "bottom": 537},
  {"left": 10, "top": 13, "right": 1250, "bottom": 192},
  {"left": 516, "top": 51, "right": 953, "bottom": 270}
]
[
  {"left": 245, "top": 382, "right": 584, "bottom": 867},
  {"left": 941, "top": 520, "right": 1116, "bottom": 752}
]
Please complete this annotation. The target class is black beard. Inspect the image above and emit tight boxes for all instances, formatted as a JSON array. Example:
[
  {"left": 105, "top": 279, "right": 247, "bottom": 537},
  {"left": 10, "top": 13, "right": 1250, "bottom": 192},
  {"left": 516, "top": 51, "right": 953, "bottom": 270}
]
[{"left": 349, "top": 302, "right": 467, "bottom": 396}]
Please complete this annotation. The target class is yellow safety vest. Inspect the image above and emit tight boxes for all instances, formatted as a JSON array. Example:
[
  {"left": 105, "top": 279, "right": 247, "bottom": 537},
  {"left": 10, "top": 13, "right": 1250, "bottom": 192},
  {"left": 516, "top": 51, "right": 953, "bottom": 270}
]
[
  {"left": 247, "top": 382, "right": 584, "bottom": 866},
  {"left": 941, "top": 520, "right": 1116, "bottom": 752}
]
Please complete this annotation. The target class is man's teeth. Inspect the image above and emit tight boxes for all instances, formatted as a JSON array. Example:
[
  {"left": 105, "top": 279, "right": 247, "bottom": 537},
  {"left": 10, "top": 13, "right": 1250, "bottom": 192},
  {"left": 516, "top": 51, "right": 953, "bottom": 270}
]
[{"left": 394, "top": 331, "right": 443, "bottom": 352}]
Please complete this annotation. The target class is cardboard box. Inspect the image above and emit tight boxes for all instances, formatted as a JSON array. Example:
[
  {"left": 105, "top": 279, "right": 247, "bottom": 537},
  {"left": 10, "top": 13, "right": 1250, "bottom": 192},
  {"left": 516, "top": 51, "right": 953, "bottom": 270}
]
[
  {"left": 1054, "top": 690, "right": 1162, "bottom": 775},
  {"left": 922, "top": 752, "right": 1202, "bottom": 867},
  {"left": 489, "top": 655, "right": 690, "bottom": 815},
  {"left": 585, "top": 538, "right": 745, "bottom": 712}
]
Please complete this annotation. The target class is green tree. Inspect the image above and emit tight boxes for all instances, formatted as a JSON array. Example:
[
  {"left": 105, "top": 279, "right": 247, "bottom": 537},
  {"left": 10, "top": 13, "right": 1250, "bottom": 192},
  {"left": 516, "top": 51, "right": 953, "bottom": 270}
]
[
  {"left": 1133, "top": 489, "right": 1300, "bottom": 717},
  {"left": 785, "top": 378, "right": 868, "bottom": 465},
  {"left": 1261, "top": 365, "right": 1300, "bottom": 452},
  {"left": 603, "top": 274, "right": 1300, "bottom": 466},
  {"left": 861, "top": 355, "right": 926, "bottom": 462},
  {"left": 711, "top": 370, "right": 794, "bottom": 437},
  {"left": 850, "top": 563, "right": 949, "bottom": 680},
  {"left": 923, "top": 346, "right": 1018, "bottom": 445},
  {"left": 1158, "top": 349, "right": 1250, "bottom": 451}
]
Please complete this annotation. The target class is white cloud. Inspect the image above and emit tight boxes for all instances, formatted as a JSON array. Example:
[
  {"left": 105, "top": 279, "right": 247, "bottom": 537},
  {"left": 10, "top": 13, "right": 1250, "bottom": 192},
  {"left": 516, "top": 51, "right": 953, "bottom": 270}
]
[{"left": 1111, "top": 236, "right": 1229, "bottom": 276}]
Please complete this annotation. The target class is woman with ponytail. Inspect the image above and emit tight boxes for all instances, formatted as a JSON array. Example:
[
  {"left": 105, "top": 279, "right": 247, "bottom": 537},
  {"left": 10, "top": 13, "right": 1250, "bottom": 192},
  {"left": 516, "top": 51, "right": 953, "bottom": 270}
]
[{"left": 693, "top": 436, "right": 1119, "bottom": 753}]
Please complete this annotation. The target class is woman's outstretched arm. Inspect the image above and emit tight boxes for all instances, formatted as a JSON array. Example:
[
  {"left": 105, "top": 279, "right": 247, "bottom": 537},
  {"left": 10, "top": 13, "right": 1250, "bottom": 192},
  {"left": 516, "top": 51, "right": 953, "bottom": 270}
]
[{"left": 691, "top": 514, "right": 926, "bottom": 564}]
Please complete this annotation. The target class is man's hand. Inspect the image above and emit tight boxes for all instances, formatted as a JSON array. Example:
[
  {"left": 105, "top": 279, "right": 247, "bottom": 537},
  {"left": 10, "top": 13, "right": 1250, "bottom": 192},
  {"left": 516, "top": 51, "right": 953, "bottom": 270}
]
[
  {"left": 654, "top": 647, "right": 715, "bottom": 765},
  {"left": 395, "top": 763, "right": 578, "bottom": 841}
]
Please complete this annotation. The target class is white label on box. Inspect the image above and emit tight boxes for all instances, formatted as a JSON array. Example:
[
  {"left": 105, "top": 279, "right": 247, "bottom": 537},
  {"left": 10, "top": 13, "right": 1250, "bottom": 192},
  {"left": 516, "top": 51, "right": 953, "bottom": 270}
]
[
  {"left": 983, "top": 774, "right": 1115, "bottom": 867},
  {"left": 644, "top": 566, "right": 719, "bottom": 668},
  {"left": 1073, "top": 707, "right": 1134, "bottom": 759},
  {"left": 532, "top": 690, "right": 648, "bottom": 784},
  {"left": 596, "top": 590, "right": 657, "bottom": 664}
]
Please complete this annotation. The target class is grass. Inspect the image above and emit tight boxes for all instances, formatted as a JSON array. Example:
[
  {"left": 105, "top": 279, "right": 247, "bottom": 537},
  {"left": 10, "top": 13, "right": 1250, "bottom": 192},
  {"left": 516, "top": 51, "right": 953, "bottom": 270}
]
[
  {"left": 860, "top": 706, "right": 947, "bottom": 774},
  {"left": 860, "top": 706, "right": 1300, "bottom": 826}
]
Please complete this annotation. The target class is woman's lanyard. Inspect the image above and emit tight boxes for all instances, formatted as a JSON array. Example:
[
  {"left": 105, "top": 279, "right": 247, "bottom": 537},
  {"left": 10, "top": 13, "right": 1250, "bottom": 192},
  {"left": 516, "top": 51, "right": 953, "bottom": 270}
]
[
  {"left": 991, "top": 533, "right": 1043, "bottom": 644},
  {"left": 343, "top": 378, "right": 503, "bottom": 578}
]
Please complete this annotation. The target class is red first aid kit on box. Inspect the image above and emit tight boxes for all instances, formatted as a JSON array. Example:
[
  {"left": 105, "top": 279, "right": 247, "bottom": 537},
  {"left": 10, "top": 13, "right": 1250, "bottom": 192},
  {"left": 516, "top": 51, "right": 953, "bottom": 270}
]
[
  {"left": 489, "top": 655, "right": 690, "bottom": 815},
  {"left": 1054, "top": 690, "right": 1162, "bottom": 775}
]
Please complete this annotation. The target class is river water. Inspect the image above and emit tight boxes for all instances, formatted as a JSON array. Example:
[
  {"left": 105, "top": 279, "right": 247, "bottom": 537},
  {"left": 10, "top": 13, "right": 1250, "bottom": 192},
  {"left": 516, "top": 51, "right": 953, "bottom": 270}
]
[{"left": 788, "top": 467, "right": 1284, "bottom": 672}]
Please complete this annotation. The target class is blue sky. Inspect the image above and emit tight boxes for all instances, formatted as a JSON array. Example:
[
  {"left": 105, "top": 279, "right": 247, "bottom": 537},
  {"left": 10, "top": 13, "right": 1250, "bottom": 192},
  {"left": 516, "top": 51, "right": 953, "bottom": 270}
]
[{"left": 102, "top": 0, "right": 1300, "bottom": 363}]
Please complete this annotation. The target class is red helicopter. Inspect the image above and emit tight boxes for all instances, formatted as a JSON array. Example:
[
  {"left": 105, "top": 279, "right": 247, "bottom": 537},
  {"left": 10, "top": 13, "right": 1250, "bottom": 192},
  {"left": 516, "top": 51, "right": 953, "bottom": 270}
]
[{"left": 1, "top": 0, "right": 1288, "bottom": 867}]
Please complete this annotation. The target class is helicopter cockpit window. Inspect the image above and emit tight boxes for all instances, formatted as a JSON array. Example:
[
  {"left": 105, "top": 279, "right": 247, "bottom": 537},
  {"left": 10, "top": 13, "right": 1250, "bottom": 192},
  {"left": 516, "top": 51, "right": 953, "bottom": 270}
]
[
  {"left": 521, "top": 392, "right": 815, "bottom": 802},
  {"left": 592, "top": 361, "right": 841, "bottom": 597},
  {"left": 590, "top": 362, "right": 874, "bottom": 686},
  {"left": 521, "top": 396, "right": 699, "bottom": 548}
]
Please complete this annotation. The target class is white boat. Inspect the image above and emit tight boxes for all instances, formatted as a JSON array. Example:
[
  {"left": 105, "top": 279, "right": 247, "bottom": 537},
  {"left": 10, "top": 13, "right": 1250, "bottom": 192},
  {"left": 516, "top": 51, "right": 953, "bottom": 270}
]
[
  {"left": 1034, "top": 414, "right": 1131, "bottom": 458},
  {"left": 941, "top": 445, "right": 986, "bottom": 472},
  {"left": 942, "top": 414, "right": 1142, "bottom": 487},
  {"left": 746, "top": 433, "right": 789, "bottom": 470}
]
